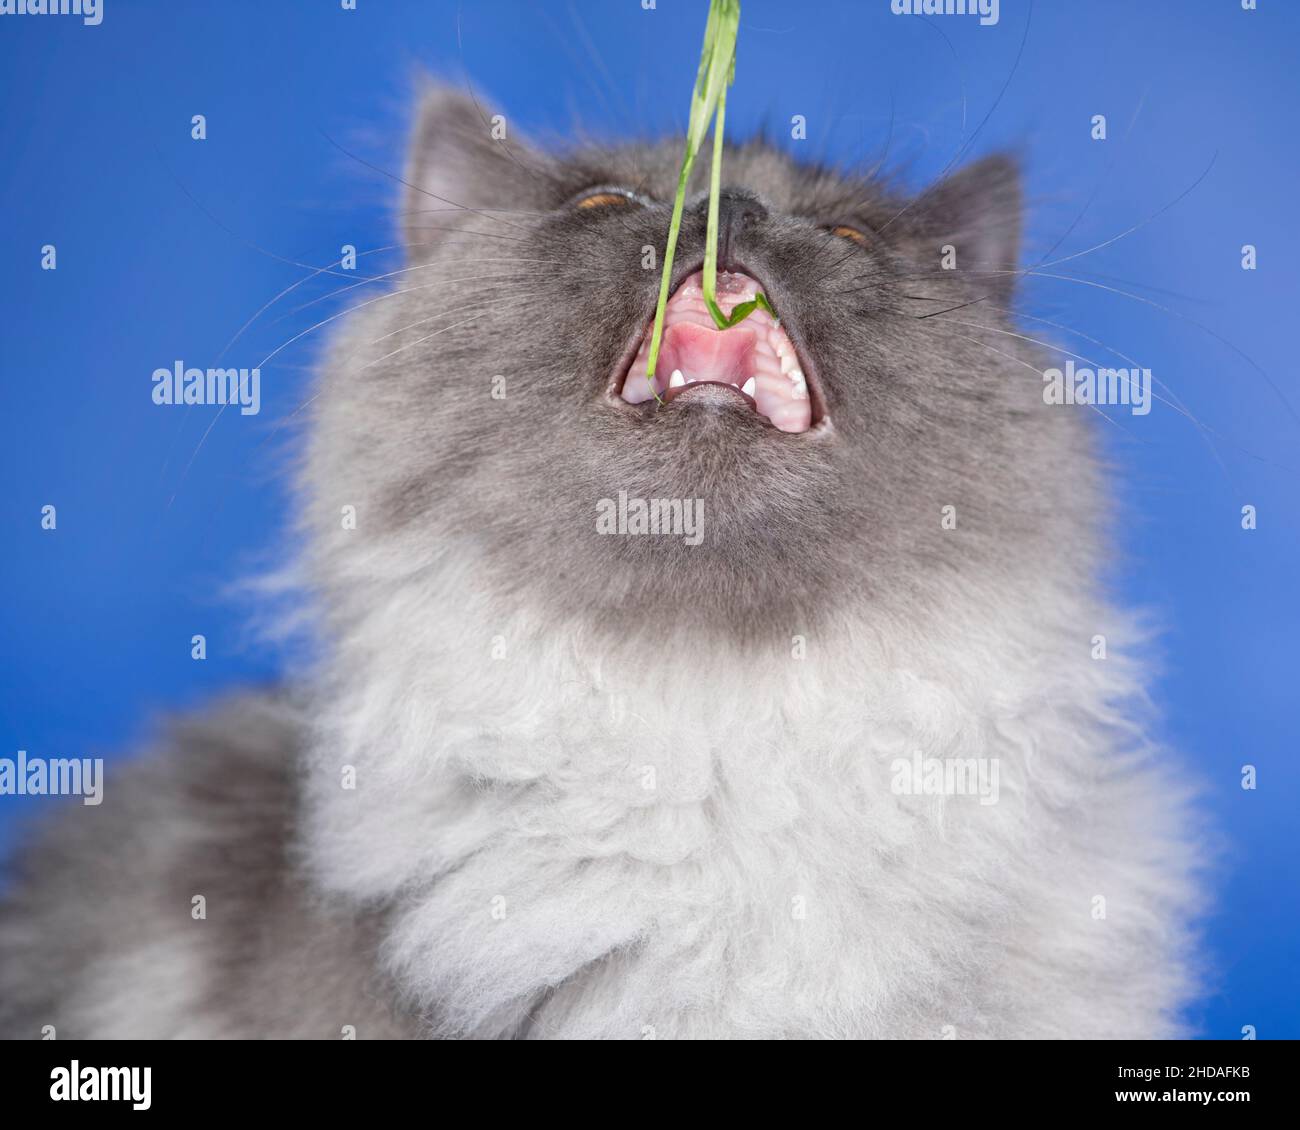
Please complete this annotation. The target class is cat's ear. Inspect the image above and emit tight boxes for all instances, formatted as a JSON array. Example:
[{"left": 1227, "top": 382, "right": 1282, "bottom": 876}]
[
  {"left": 903, "top": 154, "right": 1022, "bottom": 299},
  {"left": 402, "top": 83, "right": 548, "bottom": 261}
]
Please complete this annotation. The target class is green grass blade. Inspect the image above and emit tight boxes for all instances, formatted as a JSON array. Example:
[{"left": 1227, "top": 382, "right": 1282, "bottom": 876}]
[
  {"left": 645, "top": 0, "right": 769, "bottom": 401},
  {"left": 703, "top": 83, "right": 727, "bottom": 328}
]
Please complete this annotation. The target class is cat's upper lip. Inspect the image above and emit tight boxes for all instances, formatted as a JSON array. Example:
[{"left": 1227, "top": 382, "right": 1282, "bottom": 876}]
[{"left": 606, "top": 261, "right": 828, "bottom": 434}]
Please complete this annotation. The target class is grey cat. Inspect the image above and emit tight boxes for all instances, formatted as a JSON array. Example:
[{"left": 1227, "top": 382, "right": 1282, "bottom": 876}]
[{"left": 0, "top": 86, "right": 1199, "bottom": 1039}]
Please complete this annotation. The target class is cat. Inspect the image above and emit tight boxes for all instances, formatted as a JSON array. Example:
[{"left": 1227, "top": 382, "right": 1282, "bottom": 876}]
[{"left": 0, "top": 84, "right": 1200, "bottom": 1039}]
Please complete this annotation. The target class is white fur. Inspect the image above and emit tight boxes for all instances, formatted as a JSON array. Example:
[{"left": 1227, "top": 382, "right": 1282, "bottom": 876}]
[{"left": 300, "top": 539, "right": 1199, "bottom": 1039}]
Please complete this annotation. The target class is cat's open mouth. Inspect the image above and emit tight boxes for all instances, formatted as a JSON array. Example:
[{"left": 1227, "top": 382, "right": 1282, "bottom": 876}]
[{"left": 611, "top": 269, "right": 824, "bottom": 434}]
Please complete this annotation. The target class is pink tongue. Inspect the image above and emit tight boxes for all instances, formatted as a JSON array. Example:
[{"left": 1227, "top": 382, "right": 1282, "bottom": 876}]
[{"left": 657, "top": 322, "right": 756, "bottom": 387}]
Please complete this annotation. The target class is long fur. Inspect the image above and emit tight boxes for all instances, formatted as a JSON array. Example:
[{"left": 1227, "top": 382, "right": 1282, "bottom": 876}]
[{"left": 0, "top": 86, "right": 1202, "bottom": 1039}]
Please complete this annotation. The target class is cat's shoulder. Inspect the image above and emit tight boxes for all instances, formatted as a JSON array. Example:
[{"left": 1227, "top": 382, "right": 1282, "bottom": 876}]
[
  {"left": 0, "top": 691, "right": 309, "bottom": 1036},
  {"left": 16, "top": 687, "right": 302, "bottom": 877}
]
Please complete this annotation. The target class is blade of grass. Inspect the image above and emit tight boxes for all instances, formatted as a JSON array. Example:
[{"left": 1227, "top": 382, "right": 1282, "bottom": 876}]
[
  {"left": 644, "top": 0, "right": 770, "bottom": 400},
  {"left": 701, "top": 83, "right": 777, "bottom": 329},
  {"left": 643, "top": 0, "right": 729, "bottom": 398},
  {"left": 702, "top": 81, "right": 727, "bottom": 326}
]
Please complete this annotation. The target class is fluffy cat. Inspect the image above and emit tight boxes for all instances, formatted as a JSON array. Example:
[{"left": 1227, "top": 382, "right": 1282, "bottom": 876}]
[{"left": 0, "top": 85, "right": 1200, "bottom": 1039}]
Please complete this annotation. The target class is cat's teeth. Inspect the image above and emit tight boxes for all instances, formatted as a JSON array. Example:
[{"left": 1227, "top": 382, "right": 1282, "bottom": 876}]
[{"left": 619, "top": 268, "right": 816, "bottom": 433}]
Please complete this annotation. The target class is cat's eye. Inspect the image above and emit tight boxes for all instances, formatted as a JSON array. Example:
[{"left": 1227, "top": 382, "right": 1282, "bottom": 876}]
[
  {"left": 828, "top": 224, "right": 870, "bottom": 246},
  {"left": 576, "top": 190, "right": 637, "bottom": 210}
]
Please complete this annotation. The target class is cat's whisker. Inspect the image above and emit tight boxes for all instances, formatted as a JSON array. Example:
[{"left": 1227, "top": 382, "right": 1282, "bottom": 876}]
[
  {"left": 212, "top": 243, "right": 407, "bottom": 367},
  {"left": 909, "top": 293, "right": 992, "bottom": 319},
  {"left": 870, "top": 287, "right": 1291, "bottom": 477},
  {"left": 937, "top": 142, "right": 1208, "bottom": 293},
  {"left": 1025, "top": 270, "right": 1300, "bottom": 429},
  {"left": 211, "top": 236, "right": 551, "bottom": 370},
  {"left": 163, "top": 241, "right": 407, "bottom": 494},
  {"left": 167, "top": 274, "right": 546, "bottom": 505},
  {"left": 153, "top": 148, "right": 399, "bottom": 286},
  {"left": 166, "top": 246, "right": 551, "bottom": 491},
  {"left": 857, "top": 146, "right": 1217, "bottom": 293},
  {"left": 969, "top": 305, "right": 1248, "bottom": 479},
  {"left": 398, "top": 204, "right": 553, "bottom": 220},
  {"left": 352, "top": 311, "right": 490, "bottom": 375},
  {"left": 321, "top": 129, "right": 538, "bottom": 237},
  {"left": 922, "top": 313, "right": 1295, "bottom": 478},
  {"left": 924, "top": 315, "right": 1222, "bottom": 445},
  {"left": 538, "top": 1, "right": 633, "bottom": 133},
  {"left": 888, "top": 269, "right": 1210, "bottom": 305},
  {"left": 401, "top": 186, "right": 659, "bottom": 281},
  {"left": 244, "top": 293, "right": 535, "bottom": 464},
  {"left": 982, "top": 303, "right": 1210, "bottom": 416},
  {"left": 842, "top": 128, "right": 1214, "bottom": 312},
  {"left": 453, "top": 15, "right": 572, "bottom": 195},
  {"left": 873, "top": 0, "right": 1034, "bottom": 236},
  {"left": 843, "top": 265, "right": 1202, "bottom": 304},
  {"left": 1034, "top": 84, "right": 1150, "bottom": 266},
  {"left": 401, "top": 208, "right": 625, "bottom": 276},
  {"left": 861, "top": 91, "right": 898, "bottom": 184},
  {"left": 1031, "top": 151, "right": 1218, "bottom": 276},
  {"left": 270, "top": 258, "right": 608, "bottom": 327},
  {"left": 1056, "top": 272, "right": 1210, "bottom": 306},
  {"left": 359, "top": 299, "right": 516, "bottom": 352},
  {"left": 941, "top": 330, "right": 1146, "bottom": 442},
  {"left": 253, "top": 274, "right": 552, "bottom": 369}
]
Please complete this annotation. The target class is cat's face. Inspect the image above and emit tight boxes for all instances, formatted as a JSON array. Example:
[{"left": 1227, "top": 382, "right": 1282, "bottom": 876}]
[{"left": 309, "top": 88, "right": 1093, "bottom": 642}]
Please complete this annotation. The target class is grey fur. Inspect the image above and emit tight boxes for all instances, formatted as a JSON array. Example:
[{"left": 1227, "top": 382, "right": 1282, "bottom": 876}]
[
  {"left": 0, "top": 87, "right": 1200, "bottom": 1040},
  {"left": 1, "top": 693, "right": 413, "bottom": 1038}
]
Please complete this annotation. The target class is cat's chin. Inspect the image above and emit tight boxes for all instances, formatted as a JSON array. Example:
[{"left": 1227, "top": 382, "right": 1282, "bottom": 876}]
[{"left": 607, "top": 266, "right": 830, "bottom": 436}]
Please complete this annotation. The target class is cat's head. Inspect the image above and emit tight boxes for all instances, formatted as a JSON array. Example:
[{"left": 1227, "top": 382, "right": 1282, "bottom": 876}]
[{"left": 306, "top": 86, "right": 1094, "bottom": 644}]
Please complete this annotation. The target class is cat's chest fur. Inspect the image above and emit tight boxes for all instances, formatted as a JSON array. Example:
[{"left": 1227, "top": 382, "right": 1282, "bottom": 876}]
[{"left": 299, "top": 569, "right": 1192, "bottom": 1038}]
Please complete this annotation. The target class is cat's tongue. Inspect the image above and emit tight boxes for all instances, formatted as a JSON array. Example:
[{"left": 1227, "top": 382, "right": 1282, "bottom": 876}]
[{"left": 622, "top": 271, "right": 812, "bottom": 434}]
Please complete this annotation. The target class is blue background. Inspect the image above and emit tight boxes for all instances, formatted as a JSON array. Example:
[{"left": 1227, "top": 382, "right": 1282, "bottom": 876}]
[{"left": 0, "top": 0, "right": 1295, "bottom": 1038}]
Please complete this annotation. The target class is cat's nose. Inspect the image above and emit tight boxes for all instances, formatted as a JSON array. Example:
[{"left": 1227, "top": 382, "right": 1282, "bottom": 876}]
[{"left": 715, "top": 189, "right": 767, "bottom": 270}]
